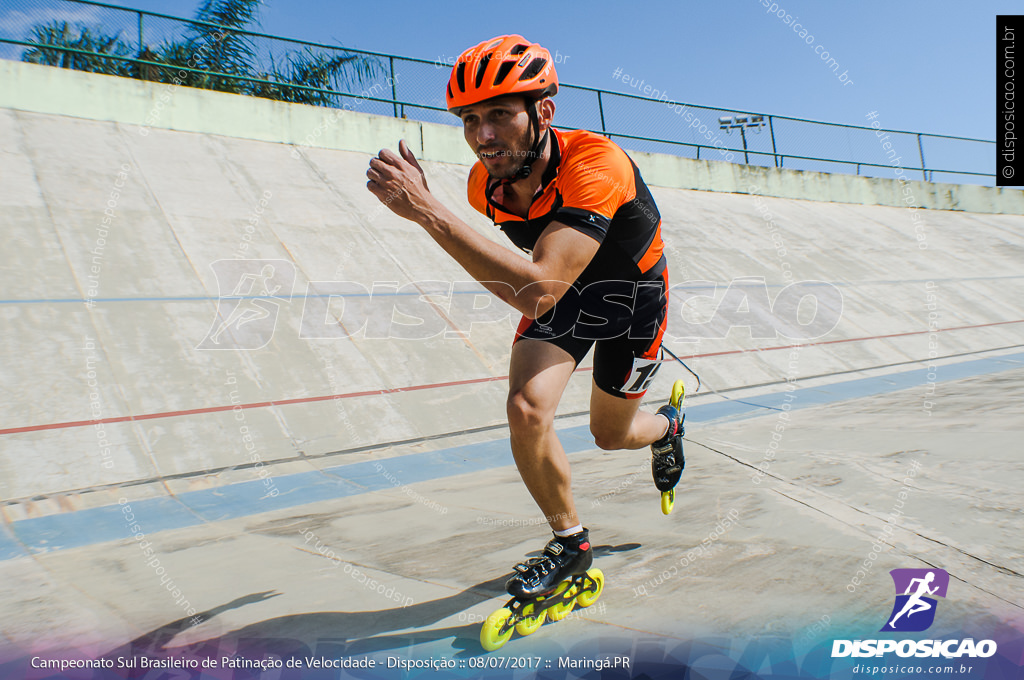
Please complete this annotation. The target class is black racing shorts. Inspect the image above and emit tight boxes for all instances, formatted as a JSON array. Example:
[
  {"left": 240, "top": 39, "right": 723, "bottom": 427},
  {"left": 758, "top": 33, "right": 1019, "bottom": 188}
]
[{"left": 513, "top": 274, "right": 669, "bottom": 400}]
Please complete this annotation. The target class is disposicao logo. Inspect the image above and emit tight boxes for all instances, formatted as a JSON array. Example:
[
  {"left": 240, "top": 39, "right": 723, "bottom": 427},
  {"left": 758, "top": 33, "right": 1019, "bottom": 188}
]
[
  {"left": 831, "top": 568, "right": 998, "bottom": 659},
  {"left": 882, "top": 568, "right": 948, "bottom": 632}
]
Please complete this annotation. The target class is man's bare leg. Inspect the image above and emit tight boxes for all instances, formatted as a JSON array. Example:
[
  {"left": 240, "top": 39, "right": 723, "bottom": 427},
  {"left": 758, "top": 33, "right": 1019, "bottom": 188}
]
[
  {"left": 588, "top": 381, "right": 669, "bottom": 451},
  {"left": 506, "top": 339, "right": 578, "bottom": 532}
]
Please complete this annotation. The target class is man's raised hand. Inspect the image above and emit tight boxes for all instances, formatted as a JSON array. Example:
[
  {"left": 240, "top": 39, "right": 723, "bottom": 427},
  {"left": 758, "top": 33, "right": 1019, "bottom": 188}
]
[{"left": 366, "top": 139, "right": 435, "bottom": 223}]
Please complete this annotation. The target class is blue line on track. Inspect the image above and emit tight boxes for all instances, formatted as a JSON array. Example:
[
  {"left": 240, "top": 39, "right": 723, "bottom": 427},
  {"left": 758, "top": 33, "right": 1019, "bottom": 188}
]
[
  {"left": 1, "top": 352, "right": 1021, "bottom": 561},
  {"left": 0, "top": 523, "right": 24, "bottom": 561}
]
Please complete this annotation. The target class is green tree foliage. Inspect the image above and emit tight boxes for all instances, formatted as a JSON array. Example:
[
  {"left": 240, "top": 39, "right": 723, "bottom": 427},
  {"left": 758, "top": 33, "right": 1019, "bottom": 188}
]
[
  {"left": 22, "top": 21, "right": 133, "bottom": 76},
  {"left": 20, "top": 0, "right": 381, "bottom": 107}
]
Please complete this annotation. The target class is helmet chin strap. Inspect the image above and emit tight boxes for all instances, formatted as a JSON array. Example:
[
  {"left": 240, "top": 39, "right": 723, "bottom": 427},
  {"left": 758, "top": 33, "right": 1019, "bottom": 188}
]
[{"left": 509, "top": 101, "right": 548, "bottom": 183}]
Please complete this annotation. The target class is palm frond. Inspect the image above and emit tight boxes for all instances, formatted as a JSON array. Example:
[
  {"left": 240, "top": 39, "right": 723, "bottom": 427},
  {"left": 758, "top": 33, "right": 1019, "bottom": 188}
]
[
  {"left": 261, "top": 48, "right": 384, "bottom": 106},
  {"left": 193, "top": 0, "right": 261, "bottom": 30},
  {"left": 21, "top": 21, "right": 132, "bottom": 76},
  {"left": 185, "top": 0, "right": 259, "bottom": 76},
  {"left": 20, "top": 3, "right": 392, "bottom": 111}
]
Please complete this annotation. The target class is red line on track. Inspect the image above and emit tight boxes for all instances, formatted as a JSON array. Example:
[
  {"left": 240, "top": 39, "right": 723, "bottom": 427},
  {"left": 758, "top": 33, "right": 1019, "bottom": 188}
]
[{"left": 3, "top": 319, "right": 1021, "bottom": 436}]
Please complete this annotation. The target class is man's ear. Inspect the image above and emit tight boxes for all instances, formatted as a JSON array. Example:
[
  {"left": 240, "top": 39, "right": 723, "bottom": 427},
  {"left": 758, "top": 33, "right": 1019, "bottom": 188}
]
[{"left": 536, "top": 97, "right": 556, "bottom": 132}]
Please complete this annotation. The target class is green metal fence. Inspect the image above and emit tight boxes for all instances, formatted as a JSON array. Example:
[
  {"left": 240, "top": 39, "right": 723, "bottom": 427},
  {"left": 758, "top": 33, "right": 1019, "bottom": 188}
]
[{"left": 0, "top": 0, "right": 996, "bottom": 185}]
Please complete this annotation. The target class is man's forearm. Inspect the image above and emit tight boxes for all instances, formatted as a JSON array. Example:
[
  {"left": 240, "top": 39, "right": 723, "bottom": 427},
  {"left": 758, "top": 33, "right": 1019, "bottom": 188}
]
[
  {"left": 364, "top": 142, "right": 582, "bottom": 318},
  {"left": 416, "top": 201, "right": 554, "bottom": 318}
]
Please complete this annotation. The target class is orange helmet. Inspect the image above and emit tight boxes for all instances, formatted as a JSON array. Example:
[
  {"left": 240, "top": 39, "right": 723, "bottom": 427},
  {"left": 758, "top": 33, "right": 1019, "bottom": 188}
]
[{"left": 446, "top": 35, "right": 558, "bottom": 113}]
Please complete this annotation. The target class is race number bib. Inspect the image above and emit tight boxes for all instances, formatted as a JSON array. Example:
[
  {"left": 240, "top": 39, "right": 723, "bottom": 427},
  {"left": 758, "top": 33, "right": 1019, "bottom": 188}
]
[{"left": 622, "top": 355, "right": 661, "bottom": 395}]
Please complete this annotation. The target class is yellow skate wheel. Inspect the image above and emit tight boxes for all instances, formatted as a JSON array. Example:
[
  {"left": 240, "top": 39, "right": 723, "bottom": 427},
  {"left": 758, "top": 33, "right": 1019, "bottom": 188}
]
[
  {"left": 514, "top": 602, "right": 546, "bottom": 636},
  {"left": 661, "top": 488, "right": 675, "bottom": 515},
  {"left": 670, "top": 379, "right": 686, "bottom": 409},
  {"left": 480, "top": 607, "right": 514, "bottom": 651},
  {"left": 547, "top": 581, "right": 577, "bottom": 621},
  {"left": 576, "top": 568, "right": 605, "bottom": 608}
]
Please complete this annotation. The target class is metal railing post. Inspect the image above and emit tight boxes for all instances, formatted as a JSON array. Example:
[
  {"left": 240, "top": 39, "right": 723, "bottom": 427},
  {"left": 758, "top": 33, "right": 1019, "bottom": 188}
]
[
  {"left": 768, "top": 115, "right": 779, "bottom": 167},
  {"left": 597, "top": 90, "right": 607, "bottom": 134},
  {"left": 917, "top": 133, "right": 927, "bottom": 181},
  {"left": 137, "top": 11, "right": 143, "bottom": 52},
  {"left": 389, "top": 56, "right": 398, "bottom": 118}
]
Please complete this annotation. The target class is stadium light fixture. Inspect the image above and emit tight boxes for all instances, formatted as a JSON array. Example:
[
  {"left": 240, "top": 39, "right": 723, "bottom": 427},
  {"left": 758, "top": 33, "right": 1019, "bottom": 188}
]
[{"left": 719, "top": 114, "right": 766, "bottom": 165}]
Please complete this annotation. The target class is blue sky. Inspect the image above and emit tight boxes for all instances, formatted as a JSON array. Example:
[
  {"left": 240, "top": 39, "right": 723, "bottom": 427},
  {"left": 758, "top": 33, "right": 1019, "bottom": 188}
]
[
  {"left": 30, "top": 0, "right": 1006, "bottom": 141},
  {"left": 0, "top": 0, "right": 1011, "bottom": 148}
]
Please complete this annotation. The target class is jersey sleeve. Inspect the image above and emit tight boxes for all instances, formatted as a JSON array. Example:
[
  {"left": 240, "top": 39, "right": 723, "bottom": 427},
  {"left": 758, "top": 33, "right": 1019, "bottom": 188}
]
[
  {"left": 467, "top": 162, "right": 490, "bottom": 218},
  {"left": 555, "top": 136, "right": 636, "bottom": 243}
]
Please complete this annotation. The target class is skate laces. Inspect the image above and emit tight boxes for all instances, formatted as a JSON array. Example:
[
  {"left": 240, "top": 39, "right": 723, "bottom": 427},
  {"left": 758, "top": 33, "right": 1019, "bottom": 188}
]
[{"left": 512, "top": 540, "right": 567, "bottom": 584}]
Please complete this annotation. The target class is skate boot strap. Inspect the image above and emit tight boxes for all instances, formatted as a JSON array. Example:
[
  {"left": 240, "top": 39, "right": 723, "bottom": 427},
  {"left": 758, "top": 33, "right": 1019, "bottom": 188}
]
[
  {"left": 652, "top": 441, "right": 675, "bottom": 456},
  {"left": 658, "top": 464, "right": 682, "bottom": 476},
  {"left": 543, "top": 539, "right": 565, "bottom": 555},
  {"left": 512, "top": 538, "right": 570, "bottom": 574}
]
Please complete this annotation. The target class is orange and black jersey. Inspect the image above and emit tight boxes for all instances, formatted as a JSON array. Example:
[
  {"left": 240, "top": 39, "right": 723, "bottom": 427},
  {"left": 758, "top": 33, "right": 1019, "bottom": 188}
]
[{"left": 467, "top": 128, "right": 667, "bottom": 287}]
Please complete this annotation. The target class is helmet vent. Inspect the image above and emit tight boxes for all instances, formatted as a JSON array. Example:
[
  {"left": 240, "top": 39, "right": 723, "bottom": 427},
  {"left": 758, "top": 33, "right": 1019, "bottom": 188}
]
[
  {"left": 475, "top": 52, "right": 492, "bottom": 88},
  {"left": 519, "top": 57, "right": 547, "bottom": 81},
  {"left": 493, "top": 60, "right": 515, "bottom": 87},
  {"left": 455, "top": 61, "right": 466, "bottom": 92},
  {"left": 510, "top": 43, "right": 528, "bottom": 55}
]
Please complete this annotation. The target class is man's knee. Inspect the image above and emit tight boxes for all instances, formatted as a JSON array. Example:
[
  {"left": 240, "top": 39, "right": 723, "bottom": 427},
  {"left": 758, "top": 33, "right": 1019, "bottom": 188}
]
[
  {"left": 590, "top": 423, "right": 627, "bottom": 451},
  {"left": 507, "top": 390, "right": 553, "bottom": 436}
]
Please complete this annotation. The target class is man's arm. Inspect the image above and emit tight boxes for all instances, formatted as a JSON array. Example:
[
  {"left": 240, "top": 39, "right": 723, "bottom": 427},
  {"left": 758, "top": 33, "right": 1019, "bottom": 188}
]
[{"left": 367, "top": 141, "right": 599, "bottom": 319}]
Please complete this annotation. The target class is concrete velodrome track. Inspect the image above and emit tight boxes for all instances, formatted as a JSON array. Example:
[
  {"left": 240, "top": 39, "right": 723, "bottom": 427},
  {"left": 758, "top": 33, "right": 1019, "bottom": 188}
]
[{"left": 0, "top": 61, "right": 1022, "bottom": 679}]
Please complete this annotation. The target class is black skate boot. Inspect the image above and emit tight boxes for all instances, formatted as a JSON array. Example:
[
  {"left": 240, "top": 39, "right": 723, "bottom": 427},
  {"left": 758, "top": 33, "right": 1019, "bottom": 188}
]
[
  {"left": 479, "top": 529, "right": 605, "bottom": 651},
  {"left": 651, "top": 379, "right": 686, "bottom": 514},
  {"left": 505, "top": 530, "right": 593, "bottom": 599}
]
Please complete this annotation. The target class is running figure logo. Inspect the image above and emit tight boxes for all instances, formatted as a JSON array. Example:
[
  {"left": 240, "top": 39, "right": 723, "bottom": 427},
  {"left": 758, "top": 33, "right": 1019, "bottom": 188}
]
[
  {"left": 197, "top": 259, "right": 295, "bottom": 350},
  {"left": 881, "top": 568, "right": 949, "bottom": 632}
]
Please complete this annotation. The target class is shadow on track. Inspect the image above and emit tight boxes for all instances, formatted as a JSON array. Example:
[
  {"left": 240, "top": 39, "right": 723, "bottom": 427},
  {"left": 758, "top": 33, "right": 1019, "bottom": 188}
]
[{"left": 100, "top": 543, "right": 640, "bottom": 670}]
